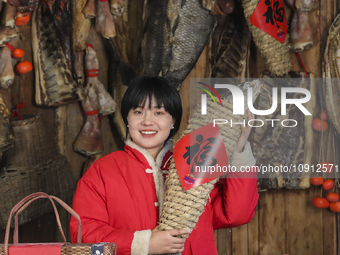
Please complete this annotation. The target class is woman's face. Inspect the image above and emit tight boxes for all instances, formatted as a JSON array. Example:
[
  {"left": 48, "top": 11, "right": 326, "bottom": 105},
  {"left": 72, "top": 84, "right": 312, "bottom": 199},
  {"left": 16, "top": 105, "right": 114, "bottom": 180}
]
[{"left": 127, "top": 96, "right": 174, "bottom": 158}]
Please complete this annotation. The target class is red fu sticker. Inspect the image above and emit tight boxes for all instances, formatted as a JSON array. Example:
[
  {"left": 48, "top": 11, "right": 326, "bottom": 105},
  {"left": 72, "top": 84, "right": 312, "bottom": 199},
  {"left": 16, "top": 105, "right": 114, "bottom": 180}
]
[
  {"left": 249, "top": 0, "right": 287, "bottom": 43},
  {"left": 173, "top": 123, "right": 229, "bottom": 191}
]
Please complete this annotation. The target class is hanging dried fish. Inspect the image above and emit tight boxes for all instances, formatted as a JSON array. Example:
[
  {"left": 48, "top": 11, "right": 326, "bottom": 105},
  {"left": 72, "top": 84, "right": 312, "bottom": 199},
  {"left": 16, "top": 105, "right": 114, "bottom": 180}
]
[
  {"left": 254, "top": 72, "right": 316, "bottom": 190},
  {"left": 32, "top": 4, "right": 85, "bottom": 106},
  {"left": 323, "top": 13, "right": 340, "bottom": 136},
  {"left": 73, "top": 0, "right": 91, "bottom": 51},
  {"left": 162, "top": 0, "right": 216, "bottom": 89},
  {"left": 211, "top": 1, "right": 250, "bottom": 78},
  {"left": 95, "top": 0, "right": 116, "bottom": 38},
  {"left": 2, "top": 3, "right": 16, "bottom": 28},
  {"left": 141, "top": 0, "right": 167, "bottom": 76},
  {"left": 0, "top": 93, "right": 14, "bottom": 161}
]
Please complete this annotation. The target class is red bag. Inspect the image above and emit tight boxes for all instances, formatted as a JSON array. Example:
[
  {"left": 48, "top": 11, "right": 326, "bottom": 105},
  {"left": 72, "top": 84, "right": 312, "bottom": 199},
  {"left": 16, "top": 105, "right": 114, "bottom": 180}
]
[{"left": 0, "top": 192, "right": 116, "bottom": 255}]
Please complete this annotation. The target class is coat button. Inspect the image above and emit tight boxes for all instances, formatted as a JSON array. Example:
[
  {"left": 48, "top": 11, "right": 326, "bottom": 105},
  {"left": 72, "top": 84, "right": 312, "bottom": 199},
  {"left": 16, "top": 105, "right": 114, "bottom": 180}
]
[{"left": 154, "top": 202, "right": 159, "bottom": 207}]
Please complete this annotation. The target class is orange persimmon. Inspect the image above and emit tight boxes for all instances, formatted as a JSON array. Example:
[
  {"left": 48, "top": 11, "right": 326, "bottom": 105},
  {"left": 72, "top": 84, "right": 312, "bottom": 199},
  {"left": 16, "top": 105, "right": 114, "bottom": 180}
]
[
  {"left": 312, "top": 118, "right": 328, "bottom": 132},
  {"left": 12, "top": 48, "right": 24, "bottom": 59},
  {"left": 15, "top": 61, "right": 33, "bottom": 75},
  {"left": 330, "top": 202, "right": 340, "bottom": 212},
  {"left": 310, "top": 176, "right": 324, "bottom": 186},
  {"left": 312, "top": 197, "right": 330, "bottom": 208},
  {"left": 15, "top": 12, "right": 30, "bottom": 26},
  {"left": 326, "top": 193, "right": 339, "bottom": 203},
  {"left": 319, "top": 110, "right": 327, "bottom": 121},
  {"left": 322, "top": 179, "right": 334, "bottom": 191}
]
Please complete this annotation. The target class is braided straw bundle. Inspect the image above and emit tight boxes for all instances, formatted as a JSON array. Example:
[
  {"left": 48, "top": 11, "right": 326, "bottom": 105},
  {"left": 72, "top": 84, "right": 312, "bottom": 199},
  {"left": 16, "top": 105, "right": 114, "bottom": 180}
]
[
  {"left": 158, "top": 80, "right": 263, "bottom": 244},
  {"left": 242, "top": 0, "right": 291, "bottom": 76}
]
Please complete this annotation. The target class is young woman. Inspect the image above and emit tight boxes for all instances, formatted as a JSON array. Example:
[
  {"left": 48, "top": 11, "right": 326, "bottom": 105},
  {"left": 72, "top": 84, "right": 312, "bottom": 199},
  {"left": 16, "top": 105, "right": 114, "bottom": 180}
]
[{"left": 70, "top": 76, "right": 259, "bottom": 255}]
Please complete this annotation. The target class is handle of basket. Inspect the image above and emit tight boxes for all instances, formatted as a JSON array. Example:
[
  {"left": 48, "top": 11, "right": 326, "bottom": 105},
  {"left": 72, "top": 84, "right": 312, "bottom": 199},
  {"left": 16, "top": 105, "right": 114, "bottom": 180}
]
[
  {"left": 4, "top": 192, "right": 82, "bottom": 255},
  {"left": 13, "top": 194, "right": 82, "bottom": 244}
]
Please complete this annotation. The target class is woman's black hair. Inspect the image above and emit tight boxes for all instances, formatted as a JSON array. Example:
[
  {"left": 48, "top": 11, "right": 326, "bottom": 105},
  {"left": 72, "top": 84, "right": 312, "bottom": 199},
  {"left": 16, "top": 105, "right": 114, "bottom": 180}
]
[{"left": 121, "top": 76, "right": 183, "bottom": 142}]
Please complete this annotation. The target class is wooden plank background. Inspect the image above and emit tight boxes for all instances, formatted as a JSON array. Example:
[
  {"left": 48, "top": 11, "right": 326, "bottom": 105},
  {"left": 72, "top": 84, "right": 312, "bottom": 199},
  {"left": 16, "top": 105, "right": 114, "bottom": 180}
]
[{"left": 1, "top": 1, "right": 340, "bottom": 254}]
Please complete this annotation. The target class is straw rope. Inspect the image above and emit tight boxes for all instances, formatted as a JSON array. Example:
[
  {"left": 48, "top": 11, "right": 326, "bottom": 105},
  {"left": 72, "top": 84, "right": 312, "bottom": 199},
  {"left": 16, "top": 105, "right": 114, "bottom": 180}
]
[{"left": 242, "top": 0, "right": 291, "bottom": 76}]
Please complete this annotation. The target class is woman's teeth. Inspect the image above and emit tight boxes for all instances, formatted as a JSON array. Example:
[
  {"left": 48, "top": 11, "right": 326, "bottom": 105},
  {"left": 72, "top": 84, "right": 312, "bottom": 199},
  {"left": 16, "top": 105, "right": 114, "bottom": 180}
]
[{"left": 140, "top": 131, "right": 157, "bottom": 134}]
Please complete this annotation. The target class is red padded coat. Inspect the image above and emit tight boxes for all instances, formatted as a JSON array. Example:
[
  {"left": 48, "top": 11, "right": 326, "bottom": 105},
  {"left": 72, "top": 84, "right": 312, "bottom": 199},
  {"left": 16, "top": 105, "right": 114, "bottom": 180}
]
[{"left": 70, "top": 140, "right": 259, "bottom": 255}]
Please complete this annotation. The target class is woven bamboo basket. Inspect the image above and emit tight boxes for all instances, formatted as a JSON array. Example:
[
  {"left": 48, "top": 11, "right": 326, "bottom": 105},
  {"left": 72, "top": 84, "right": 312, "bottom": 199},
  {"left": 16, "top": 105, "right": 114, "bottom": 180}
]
[
  {"left": 0, "top": 94, "right": 14, "bottom": 162},
  {"left": 158, "top": 80, "right": 263, "bottom": 247},
  {"left": 0, "top": 115, "right": 76, "bottom": 228},
  {"left": 242, "top": 0, "right": 291, "bottom": 76}
]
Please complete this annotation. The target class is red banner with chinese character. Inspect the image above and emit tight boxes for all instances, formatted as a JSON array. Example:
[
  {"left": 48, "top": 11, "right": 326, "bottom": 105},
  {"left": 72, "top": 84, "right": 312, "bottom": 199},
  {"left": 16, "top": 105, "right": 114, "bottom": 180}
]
[
  {"left": 173, "top": 123, "right": 229, "bottom": 191},
  {"left": 249, "top": 0, "right": 287, "bottom": 43}
]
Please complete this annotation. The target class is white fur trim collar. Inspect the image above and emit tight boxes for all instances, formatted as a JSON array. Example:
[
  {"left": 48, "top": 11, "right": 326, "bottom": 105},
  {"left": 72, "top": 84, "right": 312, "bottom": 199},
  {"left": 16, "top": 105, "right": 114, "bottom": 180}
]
[{"left": 125, "top": 139, "right": 172, "bottom": 214}]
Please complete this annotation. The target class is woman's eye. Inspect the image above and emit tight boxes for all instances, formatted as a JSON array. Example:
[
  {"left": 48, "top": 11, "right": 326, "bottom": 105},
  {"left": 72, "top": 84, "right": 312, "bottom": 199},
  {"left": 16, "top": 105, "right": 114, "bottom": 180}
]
[
  {"left": 134, "top": 110, "right": 142, "bottom": 114},
  {"left": 155, "top": 111, "right": 164, "bottom": 115}
]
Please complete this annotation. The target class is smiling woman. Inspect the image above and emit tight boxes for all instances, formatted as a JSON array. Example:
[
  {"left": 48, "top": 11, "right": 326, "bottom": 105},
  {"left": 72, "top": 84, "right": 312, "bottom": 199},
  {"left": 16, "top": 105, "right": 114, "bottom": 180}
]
[
  {"left": 121, "top": 76, "right": 182, "bottom": 158},
  {"left": 70, "top": 75, "right": 259, "bottom": 255}
]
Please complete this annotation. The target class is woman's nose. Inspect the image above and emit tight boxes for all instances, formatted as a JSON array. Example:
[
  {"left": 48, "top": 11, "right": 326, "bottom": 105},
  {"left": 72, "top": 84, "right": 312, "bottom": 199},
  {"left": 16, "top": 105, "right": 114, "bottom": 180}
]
[{"left": 142, "top": 111, "right": 153, "bottom": 124}]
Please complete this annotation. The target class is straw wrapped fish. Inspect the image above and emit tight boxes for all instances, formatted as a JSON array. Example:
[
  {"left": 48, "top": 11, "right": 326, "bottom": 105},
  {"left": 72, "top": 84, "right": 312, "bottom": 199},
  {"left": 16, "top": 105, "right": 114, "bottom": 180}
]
[
  {"left": 159, "top": 80, "right": 262, "bottom": 239},
  {"left": 242, "top": 0, "right": 291, "bottom": 76}
]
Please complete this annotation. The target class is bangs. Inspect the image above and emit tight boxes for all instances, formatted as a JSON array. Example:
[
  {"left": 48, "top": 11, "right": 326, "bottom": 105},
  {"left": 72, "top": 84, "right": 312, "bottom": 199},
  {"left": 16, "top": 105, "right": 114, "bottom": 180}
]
[{"left": 129, "top": 78, "right": 173, "bottom": 112}]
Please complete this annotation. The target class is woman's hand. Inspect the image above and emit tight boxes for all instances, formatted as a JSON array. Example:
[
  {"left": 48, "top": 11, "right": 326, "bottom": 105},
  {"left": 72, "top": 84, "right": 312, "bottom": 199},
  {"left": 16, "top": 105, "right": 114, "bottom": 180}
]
[
  {"left": 235, "top": 110, "right": 254, "bottom": 153},
  {"left": 148, "top": 227, "right": 189, "bottom": 254}
]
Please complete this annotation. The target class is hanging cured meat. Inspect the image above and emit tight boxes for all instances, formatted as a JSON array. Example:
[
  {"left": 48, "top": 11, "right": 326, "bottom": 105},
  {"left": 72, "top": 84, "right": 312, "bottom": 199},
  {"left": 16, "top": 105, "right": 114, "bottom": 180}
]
[
  {"left": 0, "top": 36, "right": 19, "bottom": 89},
  {"left": 2, "top": 3, "right": 16, "bottom": 28},
  {"left": 110, "top": 0, "right": 125, "bottom": 16},
  {"left": 73, "top": 84, "right": 104, "bottom": 156},
  {"left": 32, "top": 4, "right": 85, "bottom": 106},
  {"left": 85, "top": 45, "right": 116, "bottom": 116},
  {"left": 73, "top": 0, "right": 91, "bottom": 52},
  {"left": 323, "top": 13, "right": 340, "bottom": 136},
  {"left": 95, "top": 0, "right": 116, "bottom": 39},
  {"left": 295, "top": 0, "right": 318, "bottom": 12},
  {"left": 7, "top": 0, "right": 39, "bottom": 12},
  {"left": 0, "top": 25, "right": 17, "bottom": 46},
  {"left": 83, "top": 0, "right": 95, "bottom": 19},
  {"left": 254, "top": 72, "right": 316, "bottom": 190},
  {"left": 210, "top": 1, "right": 250, "bottom": 78},
  {"left": 285, "top": 0, "right": 314, "bottom": 52}
]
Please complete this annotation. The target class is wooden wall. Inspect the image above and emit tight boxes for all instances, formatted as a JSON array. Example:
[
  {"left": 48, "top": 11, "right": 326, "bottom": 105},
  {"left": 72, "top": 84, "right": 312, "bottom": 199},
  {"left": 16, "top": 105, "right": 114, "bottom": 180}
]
[{"left": 1, "top": 1, "right": 340, "bottom": 254}]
